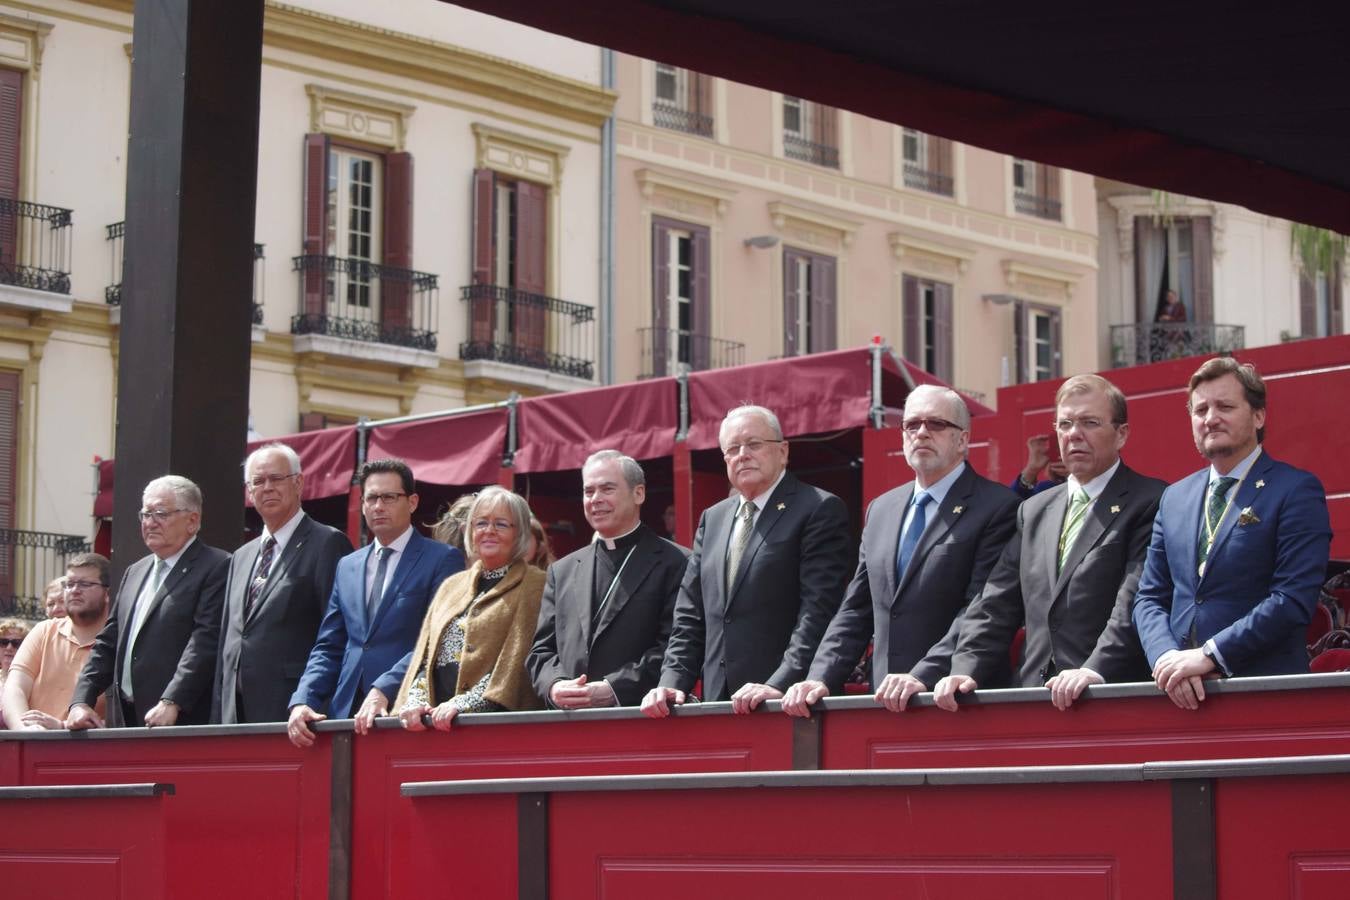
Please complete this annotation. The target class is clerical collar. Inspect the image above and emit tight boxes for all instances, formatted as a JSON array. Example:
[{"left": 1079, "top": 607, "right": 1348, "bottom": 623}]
[{"left": 598, "top": 522, "right": 644, "bottom": 551}]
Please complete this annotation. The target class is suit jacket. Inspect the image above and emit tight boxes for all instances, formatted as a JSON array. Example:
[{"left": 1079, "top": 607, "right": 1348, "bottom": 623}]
[
  {"left": 526, "top": 525, "right": 688, "bottom": 706},
  {"left": 72, "top": 539, "right": 230, "bottom": 726},
  {"left": 288, "top": 530, "right": 463, "bottom": 717},
  {"left": 213, "top": 516, "right": 353, "bottom": 723},
  {"left": 1133, "top": 452, "right": 1331, "bottom": 676},
  {"left": 659, "top": 472, "right": 853, "bottom": 701},
  {"left": 809, "top": 466, "right": 1019, "bottom": 692},
  {"left": 949, "top": 463, "right": 1165, "bottom": 686}
]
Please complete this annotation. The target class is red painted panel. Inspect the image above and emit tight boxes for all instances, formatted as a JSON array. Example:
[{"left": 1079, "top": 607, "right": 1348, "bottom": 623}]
[
  {"left": 395, "top": 794, "right": 519, "bottom": 899},
  {"left": 1217, "top": 774, "right": 1350, "bottom": 899}
]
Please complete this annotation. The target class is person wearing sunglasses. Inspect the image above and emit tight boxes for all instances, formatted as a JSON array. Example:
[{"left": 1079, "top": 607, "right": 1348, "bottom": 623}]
[{"left": 0, "top": 617, "right": 32, "bottom": 724}]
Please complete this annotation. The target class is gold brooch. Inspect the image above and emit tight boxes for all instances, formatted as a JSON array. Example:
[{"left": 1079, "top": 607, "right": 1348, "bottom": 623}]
[
  {"left": 1110, "top": 505, "right": 1121, "bottom": 514},
  {"left": 1254, "top": 479, "right": 1265, "bottom": 489},
  {"left": 1238, "top": 507, "right": 1260, "bottom": 526},
  {"left": 952, "top": 506, "right": 963, "bottom": 515},
  {"left": 776, "top": 502, "right": 786, "bottom": 511}
]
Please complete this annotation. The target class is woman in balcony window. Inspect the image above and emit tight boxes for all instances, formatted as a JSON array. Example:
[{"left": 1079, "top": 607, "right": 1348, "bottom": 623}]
[{"left": 395, "top": 487, "right": 546, "bottom": 729}]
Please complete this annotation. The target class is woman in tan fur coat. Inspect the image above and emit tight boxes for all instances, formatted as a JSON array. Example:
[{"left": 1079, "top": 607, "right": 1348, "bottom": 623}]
[{"left": 395, "top": 487, "right": 545, "bottom": 729}]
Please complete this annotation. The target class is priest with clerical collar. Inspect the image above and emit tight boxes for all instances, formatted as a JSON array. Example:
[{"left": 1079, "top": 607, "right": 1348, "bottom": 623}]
[{"left": 526, "top": 450, "right": 689, "bottom": 708}]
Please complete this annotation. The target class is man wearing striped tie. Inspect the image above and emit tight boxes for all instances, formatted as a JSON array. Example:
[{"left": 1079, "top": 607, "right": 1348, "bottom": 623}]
[
  {"left": 934, "top": 374, "right": 1166, "bottom": 711},
  {"left": 1133, "top": 357, "right": 1330, "bottom": 710}
]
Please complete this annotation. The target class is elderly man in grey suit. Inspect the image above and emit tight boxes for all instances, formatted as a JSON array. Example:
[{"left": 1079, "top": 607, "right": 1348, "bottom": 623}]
[
  {"left": 782, "top": 385, "right": 1019, "bottom": 717},
  {"left": 527, "top": 450, "right": 687, "bottom": 707},
  {"left": 641, "top": 404, "right": 852, "bottom": 717},
  {"left": 934, "top": 374, "right": 1166, "bottom": 711},
  {"left": 214, "top": 443, "right": 352, "bottom": 723}
]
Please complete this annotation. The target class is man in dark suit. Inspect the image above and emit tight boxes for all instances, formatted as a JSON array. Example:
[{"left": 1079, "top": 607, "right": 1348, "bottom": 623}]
[
  {"left": 213, "top": 443, "right": 352, "bottom": 724},
  {"left": 286, "top": 459, "right": 463, "bottom": 747},
  {"left": 67, "top": 476, "right": 230, "bottom": 728},
  {"left": 1134, "top": 357, "right": 1331, "bottom": 709},
  {"left": 641, "top": 405, "right": 852, "bottom": 717},
  {"left": 527, "top": 450, "right": 687, "bottom": 707},
  {"left": 782, "top": 385, "right": 1019, "bottom": 717},
  {"left": 934, "top": 374, "right": 1166, "bottom": 711}
]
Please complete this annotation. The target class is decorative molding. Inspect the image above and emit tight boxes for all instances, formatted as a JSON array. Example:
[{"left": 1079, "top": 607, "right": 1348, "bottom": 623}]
[
  {"left": 888, "top": 233, "right": 975, "bottom": 275},
  {"left": 307, "top": 84, "right": 414, "bottom": 150},
  {"left": 0, "top": 12, "right": 51, "bottom": 72},
  {"left": 1003, "top": 260, "right": 1079, "bottom": 301},
  {"left": 472, "top": 123, "right": 569, "bottom": 188},
  {"left": 1107, "top": 194, "right": 1228, "bottom": 264},
  {"left": 462, "top": 359, "right": 594, "bottom": 395},
  {"left": 635, "top": 167, "right": 735, "bottom": 223},
  {"left": 769, "top": 200, "right": 861, "bottom": 249},
  {"left": 0, "top": 284, "right": 72, "bottom": 315},
  {"left": 292, "top": 333, "right": 439, "bottom": 370}
]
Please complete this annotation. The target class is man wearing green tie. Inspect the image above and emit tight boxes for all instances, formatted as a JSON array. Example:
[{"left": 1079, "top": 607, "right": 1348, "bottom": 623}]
[{"left": 934, "top": 374, "right": 1167, "bottom": 711}]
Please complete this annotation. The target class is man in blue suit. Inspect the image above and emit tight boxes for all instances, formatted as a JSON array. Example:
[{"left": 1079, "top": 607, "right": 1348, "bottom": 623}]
[
  {"left": 286, "top": 459, "right": 463, "bottom": 747},
  {"left": 1133, "top": 357, "right": 1331, "bottom": 710}
]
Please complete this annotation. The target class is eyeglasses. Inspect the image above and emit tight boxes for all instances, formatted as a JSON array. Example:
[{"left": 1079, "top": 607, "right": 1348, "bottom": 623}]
[
  {"left": 472, "top": 518, "right": 516, "bottom": 533},
  {"left": 901, "top": 418, "right": 961, "bottom": 434},
  {"left": 139, "top": 508, "right": 186, "bottom": 523},
  {"left": 363, "top": 492, "right": 408, "bottom": 506},
  {"left": 721, "top": 438, "right": 784, "bottom": 459},
  {"left": 247, "top": 473, "right": 298, "bottom": 491},
  {"left": 64, "top": 580, "right": 105, "bottom": 592},
  {"left": 0, "top": 638, "right": 23, "bottom": 648},
  {"left": 1054, "top": 417, "right": 1112, "bottom": 434}
]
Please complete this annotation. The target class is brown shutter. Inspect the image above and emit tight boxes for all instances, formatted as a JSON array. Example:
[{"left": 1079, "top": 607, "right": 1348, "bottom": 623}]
[
  {"left": 1299, "top": 271, "right": 1316, "bottom": 337},
  {"left": 695, "top": 74, "right": 714, "bottom": 122},
  {"left": 1014, "top": 300, "right": 1026, "bottom": 384},
  {"left": 809, "top": 253, "right": 837, "bottom": 353},
  {"left": 932, "top": 136, "right": 953, "bottom": 191},
  {"left": 0, "top": 69, "right": 21, "bottom": 274},
  {"left": 381, "top": 151, "right": 413, "bottom": 333},
  {"left": 651, "top": 219, "right": 671, "bottom": 376},
  {"left": 815, "top": 102, "right": 838, "bottom": 152},
  {"left": 1050, "top": 308, "right": 1063, "bottom": 378},
  {"left": 1133, "top": 218, "right": 1152, "bottom": 323},
  {"left": 1191, "top": 216, "right": 1214, "bottom": 325},
  {"left": 515, "top": 180, "right": 548, "bottom": 363},
  {"left": 933, "top": 281, "right": 954, "bottom": 382},
  {"left": 1041, "top": 163, "right": 1061, "bottom": 213},
  {"left": 470, "top": 168, "right": 496, "bottom": 347},
  {"left": 299, "top": 412, "right": 326, "bottom": 432},
  {"left": 783, "top": 249, "right": 801, "bottom": 357},
  {"left": 301, "top": 133, "right": 330, "bottom": 316},
  {"left": 0, "top": 370, "right": 14, "bottom": 601},
  {"left": 902, "top": 274, "right": 920, "bottom": 363},
  {"left": 692, "top": 224, "right": 712, "bottom": 368},
  {"left": 1333, "top": 261, "right": 1344, "bottom": 335}
]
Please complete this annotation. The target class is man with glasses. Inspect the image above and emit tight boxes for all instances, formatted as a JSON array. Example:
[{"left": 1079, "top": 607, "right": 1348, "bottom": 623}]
[
  {"left": 286, "top": 458, "right": 463, "bottom": 748},
  {"left": 68, "top": 476, "right": 230, "bottom": 728},
  {"left": 933, "top": 374, "right": 1166, "bottom": 711},
  {"left": 642, "top": 405, "right": 852, "bottom": 717},
  {"left": 782, "top": 386, "right": 1019, "bottom": 718},
  {"left": 214, "top": 443, "right": 352, "bottom": 724},
  {"left": 3, "top": 553, "right": 113, "bottom": 729}
]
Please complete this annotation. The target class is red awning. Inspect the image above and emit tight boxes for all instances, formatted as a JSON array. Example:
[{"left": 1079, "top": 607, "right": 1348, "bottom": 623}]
[
  {"left": 366, "top": 407, "right": 508, "bottom": 486},
  {"left": 513, "top": 377, "right": 677, "bottom": 473}
]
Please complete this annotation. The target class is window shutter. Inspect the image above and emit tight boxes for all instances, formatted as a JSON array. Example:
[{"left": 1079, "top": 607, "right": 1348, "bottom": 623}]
[
  {"left": 515, "top": 180, "right": 548, "bottom": 364},
  {"left": 1333, "top": 261, "right": 1344, "bottom": 335},
  {"left": 933, "top": 281, "right": 954, "bottom": 383},
  {"left": 302, "top": 133, "right": 330, "bottom": 316},
  {"left": 381, "top": 151, "right": 413, "bottom": 333},
  {"left": 1014, "top": 301, "right": 1026, "bottom": 384},
  {"left": 1191, "top": 216, "right": 1214, "bottom": 325},
  {"left": 1041, "top": 163, "right": 1061, "bottom": 205},
  {"left": 783, "top": 250, "right": 801, "bottom": 357},
  {"left": 902, "top": 274, "right": 920, "bottom": 363},
  {"left": 299, "top": 412, "right": 327, "bottom": 432},
  {"left": 0, "top": 70, "right": 21, "bottom": 274},
  {"left": 932, "top": 136, "right": 953, "bottom": 187},
  {"left": 470, "top": 168, "right": 496, "bottom": 348},
  {"left": 1299, "top": 271, "right": 1316, "bottom": 337},
  {"left": 1051, "top": 308, "right": 1063, "bottom": 378},
  {"left": 809, "top": 253, "right": 837, "bottom": 353},
  {"left": 815, "top": 102, "right": 838, "bottom": 150},
  {"left": 651, "top": 219, "right": 671, "bottom": 377},
  {"left": 692, "top": 224, "right": 712, "bottom": 368}
]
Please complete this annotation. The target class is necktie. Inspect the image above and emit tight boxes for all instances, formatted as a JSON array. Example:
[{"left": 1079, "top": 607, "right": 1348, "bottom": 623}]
[
  {"left": 123, "top": 558, "right": 169, "bottom": 700},
  {"left": 244, "top": 536, "right": 276, "bottom": 618},
  {"left": 367, "top": 546, "right": 393, "bottom": 617},
  {"left": 895, "top": 493, "right": 932, "bottom": 583},
  {"left": 1197, "top": 476, "right": 1238, "bottom": 572},
  {"left": 1057, "top": 488, "right": 1093, "bottom": 572},
  {"left": 725, "top": 500, "right": 757, "bottom": 593}
]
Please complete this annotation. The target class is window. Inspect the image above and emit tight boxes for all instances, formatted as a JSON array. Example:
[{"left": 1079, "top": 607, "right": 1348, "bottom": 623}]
[
  {"left": 651, "top": 217, "right": 710, "bottom": 375},
  {"left": 1134, "top": 216, "right": 1213, "bottom": 324},
  {"left": 469, "top": 168, "right": 549, "bottom": 365},
  {"left": 652, "top": 65, "right": 713, "bottom": 137},
  {"left": 901, "top": 129, "right": 954, "bottom": 196},
  {"left": 326, "top": 145, "right": 382, "bottom": 308},
  {"left": 783, "top": 96, "right": 839, "bottom": 168},
  {"left": 902, "top": 275, "right": 953, "bottom": 382},
  {"left": 782, "top": 247, "right": 836, "bottom": 356},
  {"left": 1300, "top": 261, "right": 1344, "bottom": 338},
  {"left": 1012, "top": 158, "right": 1062, "bottom": 220},
  {"left": 1014, "top": 301, "right": 1061, "bottom": 383}
]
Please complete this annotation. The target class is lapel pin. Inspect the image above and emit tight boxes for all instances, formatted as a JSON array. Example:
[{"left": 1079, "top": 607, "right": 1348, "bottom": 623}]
[
  {"left": 776, "top": 502, "right": 786, "bottom": 511},
  {"left": 1254, "top": 479, "right": 1265, "bottom": 489},
  {"left": 952, "top": 506, "right": 963, "bottom": 515},
  {"left": 1110, "top": 505, "right": 1121, "bottom": 514}
]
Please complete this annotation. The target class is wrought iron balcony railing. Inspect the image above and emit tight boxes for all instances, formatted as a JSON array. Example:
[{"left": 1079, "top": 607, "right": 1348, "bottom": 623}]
[
  {"left": 0, "top": 528, "right": 91, "bottom": 620},
  {"left": 291, "top": 255, "right": 438, "bottom": 351},
  {"left": 459, "top": 283, "right": 595, "bottom": 380},
  {"left": 638, "top": 327, "right": 745, "bottom": 379},
  {"left": 1014, "top": 190, "right": 1062, "bottom": 221},
  {"left": 652, "top": 101, "right": 714, "bottom": 137},
  {"left": 784, "top": 133, "right": 840, "bottom": 169},
  {"left": 1110, "top": 322, "right": 1245, "bottom": 368},
  {"left": 106, "top": 222, "right": 264, "bottom": 317},
  {"left": 0, "top": 198, "right": 72, "bottom": 295},
  {"left": 903, "top": 164, "right": 954, "bottom": 197}
]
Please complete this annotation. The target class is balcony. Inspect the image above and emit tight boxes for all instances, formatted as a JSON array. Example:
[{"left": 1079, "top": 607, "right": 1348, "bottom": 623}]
[
  {"left": 652, "top": 101, "right": 714, "bottom": 137},
  {"left": 638, "top": 327, "right": 745, "bottom": 378},
  {"left": 291, "top": 254, "right": 438, "bottom": 356},
  {"left": 1110, "top": 322, "right": 1245, "bottom": 368},
  {"left": 459, "top": 283, "right": 595, "bottom": 381},
  {"left": 903, "top": 164, "right": 954, "bottom": 197},
  {"left": 0, "top": 198, "right": 72, "bottom": 310},
  {"left": 107, "top": 221, "right": 264, "bottom": 326},
  {"left": 1014, "top": 190, "right": 1062, "bottom": 220},
  {"left": 0, "top": 528, "right": 91, "bottom": 620},
  {"left": 784, "top": 133, "right": 839, "bottom": 169}
]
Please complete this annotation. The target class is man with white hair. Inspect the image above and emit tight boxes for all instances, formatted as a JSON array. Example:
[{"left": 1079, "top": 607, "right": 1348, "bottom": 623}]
[
  {"left": 68, "top": 475, "right": 230, "bottom": 728},
  {"left": 642, "top": 405, "right": 852, "bottom": 716}
]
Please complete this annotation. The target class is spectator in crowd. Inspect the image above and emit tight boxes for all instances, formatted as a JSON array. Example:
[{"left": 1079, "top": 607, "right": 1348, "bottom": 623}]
[
  {"left": 642, "top": 404, "right": 852, "bottom": 717},
  {"left": 933, "top": 374, "right": 1165, "bottom": 712},
  {"left": 528, "top": 451, "right": 687, "bottom": 708},
  {"left": 3, "top": 554, "right": 111, "bottom": 729},
  {"left": 287, "top": 459, "right": 463, "bottom": 748},
  {"left": 396, "top": 487, "right": 545, "bottom": 729},
  {"left": 213, "top": 443, "right": 352, "bottom": 724},
  {"left": 1012, "top": 433, "right": 1069, "bottom": 500},
  {"left": 526, "top": 516, "right": 555, "bottom": 570},
  {"left": 782, "top": 386, "right": 1019, "bottom": 717},
  {"left": 662, "top": 504, "right": 679, "bottom": 543},
  {"left": 0, "top": 618, "right": 33, "bottom": 717},
  {"left": 68, "top": 476, "right": 229, "bottom": 728},
  {"left": 1133, "top": 357, "right": 1331, "bottom": 709},
  {"left": 43, "top": 577, "right": 67, "bottom": 618},
  {"left": 432, "top": 494, "right": 476, "bottom": 555},
  {"left": 1155, "top": 288, "right": 1188, "bottom": 323}
]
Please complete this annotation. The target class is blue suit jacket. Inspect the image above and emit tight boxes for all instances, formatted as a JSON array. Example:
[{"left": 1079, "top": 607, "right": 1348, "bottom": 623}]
[
  {"left": 1132, "top": 452, "right": 1331, "bottom": 676},
  {"left": 289, "top": 530, "right": 464, "bottom": 716}
]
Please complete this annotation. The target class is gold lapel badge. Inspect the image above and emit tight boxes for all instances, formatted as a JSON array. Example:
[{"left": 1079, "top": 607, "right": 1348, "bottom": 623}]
[
  {"left": 1110, "top": 505, "right": 1121, "bottom": 514},
  {"left": 1254, "top": 479, "right": 1265, "bottom": 489},
  {"left": 952, "top": 506, "right": 963, "bottom": 515},
  {"left": 1237, "top": 507, "right": 1261, "bottom": 526},
  {"left": 776, "top": 502, "right": 786, "bottom": 511}
]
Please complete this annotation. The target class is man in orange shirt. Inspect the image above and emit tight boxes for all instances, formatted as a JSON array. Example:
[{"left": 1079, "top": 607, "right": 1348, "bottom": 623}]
[{"left": 2, "top": 553, "right": 111, "bottom": 729}]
